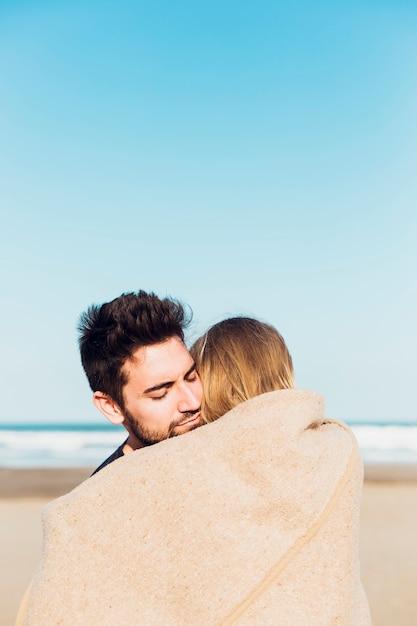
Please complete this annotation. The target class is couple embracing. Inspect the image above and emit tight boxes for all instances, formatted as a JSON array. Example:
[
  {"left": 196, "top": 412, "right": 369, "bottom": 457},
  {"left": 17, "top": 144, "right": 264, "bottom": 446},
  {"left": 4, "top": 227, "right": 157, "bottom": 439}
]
[{"left": 18, "top": 290, "right": 371, "bottom": 625}]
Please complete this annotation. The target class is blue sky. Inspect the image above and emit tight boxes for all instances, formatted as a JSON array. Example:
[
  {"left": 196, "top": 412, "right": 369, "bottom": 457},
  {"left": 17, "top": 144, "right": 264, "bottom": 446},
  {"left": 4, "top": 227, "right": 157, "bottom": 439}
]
[{"left": 1, "top": 0, "right": 416, "bottom": 424}]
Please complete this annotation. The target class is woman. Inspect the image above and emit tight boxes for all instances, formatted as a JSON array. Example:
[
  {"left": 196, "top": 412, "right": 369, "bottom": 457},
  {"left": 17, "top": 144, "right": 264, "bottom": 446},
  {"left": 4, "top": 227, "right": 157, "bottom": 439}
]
[
  {"left": 18, "top": 317, "right": 371, "bottom": 625},
  {"left": 190, "top": 316, "right": 295, "bottom": 422}
]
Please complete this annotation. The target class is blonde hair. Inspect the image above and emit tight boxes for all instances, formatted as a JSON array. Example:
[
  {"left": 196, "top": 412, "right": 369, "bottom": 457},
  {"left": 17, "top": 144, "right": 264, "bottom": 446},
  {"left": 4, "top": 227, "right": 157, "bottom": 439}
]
[{"left": 190, "top": 317, "right": 294, "bottom": 423}]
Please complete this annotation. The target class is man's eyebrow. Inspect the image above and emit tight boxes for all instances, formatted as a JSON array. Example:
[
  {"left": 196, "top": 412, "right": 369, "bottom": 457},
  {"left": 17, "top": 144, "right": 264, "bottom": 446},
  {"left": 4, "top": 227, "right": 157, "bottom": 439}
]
[
  {"left": 143, "top": 380, "right": 174, "bottom": 394},
  {"left": 143, "top": 362, "right": 197, "bottom": 395}
]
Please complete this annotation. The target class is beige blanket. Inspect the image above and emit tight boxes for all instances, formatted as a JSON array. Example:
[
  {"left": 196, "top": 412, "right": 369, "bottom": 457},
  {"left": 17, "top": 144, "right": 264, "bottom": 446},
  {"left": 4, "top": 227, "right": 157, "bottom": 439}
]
[{"left": 20, "top": 389, "right": 371, "bottom": 625}]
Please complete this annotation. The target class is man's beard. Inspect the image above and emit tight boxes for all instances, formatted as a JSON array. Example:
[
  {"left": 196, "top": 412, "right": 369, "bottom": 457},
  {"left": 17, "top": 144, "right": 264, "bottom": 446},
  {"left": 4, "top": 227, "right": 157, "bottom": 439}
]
[{"left": 123, "top": 408, "right": 201, "bottom": 446}]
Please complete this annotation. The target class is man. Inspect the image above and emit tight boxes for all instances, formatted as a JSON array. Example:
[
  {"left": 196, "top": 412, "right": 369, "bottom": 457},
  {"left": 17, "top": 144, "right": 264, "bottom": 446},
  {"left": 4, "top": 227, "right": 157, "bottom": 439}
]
[{"left": 78, "top": 290, "right": 203, "bottom": 474}]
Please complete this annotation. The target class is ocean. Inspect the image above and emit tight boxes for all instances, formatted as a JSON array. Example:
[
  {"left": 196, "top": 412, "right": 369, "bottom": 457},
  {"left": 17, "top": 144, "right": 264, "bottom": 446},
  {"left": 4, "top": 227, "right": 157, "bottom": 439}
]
[{"left": 1, "top": 421, "right": 417, "bottom": 469}]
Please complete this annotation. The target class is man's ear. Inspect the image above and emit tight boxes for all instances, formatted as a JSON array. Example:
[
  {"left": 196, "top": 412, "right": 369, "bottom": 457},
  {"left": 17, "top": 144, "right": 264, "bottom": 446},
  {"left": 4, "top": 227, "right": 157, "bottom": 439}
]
[{"left": 93, "top": 392, "right": 125, "bottom": 425}]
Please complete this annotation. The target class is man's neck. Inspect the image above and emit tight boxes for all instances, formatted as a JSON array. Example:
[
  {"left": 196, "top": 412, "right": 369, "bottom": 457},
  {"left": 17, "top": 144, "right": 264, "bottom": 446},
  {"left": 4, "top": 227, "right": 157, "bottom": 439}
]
[{"left": 123, "top": 435, "right": 146, "bottom": 455}]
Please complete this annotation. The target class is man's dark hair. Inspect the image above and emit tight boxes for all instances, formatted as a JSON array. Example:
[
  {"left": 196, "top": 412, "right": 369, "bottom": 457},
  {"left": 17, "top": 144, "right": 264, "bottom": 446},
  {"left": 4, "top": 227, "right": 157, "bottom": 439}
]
[{"left": 78, "top": 290, "right": 190, "bottom": 411}]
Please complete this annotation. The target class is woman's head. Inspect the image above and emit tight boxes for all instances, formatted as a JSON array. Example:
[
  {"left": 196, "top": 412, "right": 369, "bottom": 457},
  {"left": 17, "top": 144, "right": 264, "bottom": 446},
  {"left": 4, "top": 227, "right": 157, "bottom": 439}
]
[{"left": 190, "top": 317, "right": 294, "bottom": 423}]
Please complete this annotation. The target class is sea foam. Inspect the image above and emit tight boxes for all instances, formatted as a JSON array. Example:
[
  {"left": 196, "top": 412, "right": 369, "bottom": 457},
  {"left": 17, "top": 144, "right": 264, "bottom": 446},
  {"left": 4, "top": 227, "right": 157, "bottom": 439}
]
[{"left": 1, "top": 422, "right": 417, "bottom": 468}]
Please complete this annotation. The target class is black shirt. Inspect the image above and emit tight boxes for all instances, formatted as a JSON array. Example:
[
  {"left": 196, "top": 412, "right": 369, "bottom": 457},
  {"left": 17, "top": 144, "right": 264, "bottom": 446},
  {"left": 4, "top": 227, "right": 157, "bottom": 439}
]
[{"left": 91, "top": 439, "right": 128, "bottom": 476}]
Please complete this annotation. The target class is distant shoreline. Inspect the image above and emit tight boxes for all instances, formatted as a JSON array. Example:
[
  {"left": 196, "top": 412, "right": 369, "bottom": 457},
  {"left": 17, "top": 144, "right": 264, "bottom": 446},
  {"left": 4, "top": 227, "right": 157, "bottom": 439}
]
[
  {"left": 0, "top": 467, "right": 93, "bottom": 498},
  {"left": 2, "top": 422, "right": 417, "bottom": 470},
  {"left": 1, "top": 464, "right": 417, "bottom": 498}
]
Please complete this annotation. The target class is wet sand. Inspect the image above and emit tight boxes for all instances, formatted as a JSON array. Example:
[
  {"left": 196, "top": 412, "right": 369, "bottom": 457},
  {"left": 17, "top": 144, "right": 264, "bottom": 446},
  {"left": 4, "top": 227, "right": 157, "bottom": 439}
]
[{"left": 1, "top": 466, "right": 416, "bottom": 626}]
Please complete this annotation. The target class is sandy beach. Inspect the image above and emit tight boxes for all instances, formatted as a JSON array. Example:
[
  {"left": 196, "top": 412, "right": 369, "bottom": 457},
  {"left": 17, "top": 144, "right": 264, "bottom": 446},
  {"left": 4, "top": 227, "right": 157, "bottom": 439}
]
[{"left": 1, "top": 465, "right": 416, "bottom": 626}]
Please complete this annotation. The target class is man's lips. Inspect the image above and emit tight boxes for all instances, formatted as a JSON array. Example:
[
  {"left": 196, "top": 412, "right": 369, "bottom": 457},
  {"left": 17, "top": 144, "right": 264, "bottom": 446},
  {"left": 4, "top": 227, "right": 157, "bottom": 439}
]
[{"left": 178, "top": 412, "right": 201, "bottom": 427}]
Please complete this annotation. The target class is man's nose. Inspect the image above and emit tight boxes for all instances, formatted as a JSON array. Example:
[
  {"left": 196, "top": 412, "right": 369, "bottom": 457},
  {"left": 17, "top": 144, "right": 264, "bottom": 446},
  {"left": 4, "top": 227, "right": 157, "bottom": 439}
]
[{"left": 177, "top": 380, "right": 202, "bottom": 412}]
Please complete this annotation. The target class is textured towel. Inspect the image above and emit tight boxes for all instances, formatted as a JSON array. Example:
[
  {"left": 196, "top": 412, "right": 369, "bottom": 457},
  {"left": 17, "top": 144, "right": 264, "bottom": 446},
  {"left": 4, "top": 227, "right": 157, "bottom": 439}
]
[{"left": 22, "top": 389, "right": 371, "bottom": 625}]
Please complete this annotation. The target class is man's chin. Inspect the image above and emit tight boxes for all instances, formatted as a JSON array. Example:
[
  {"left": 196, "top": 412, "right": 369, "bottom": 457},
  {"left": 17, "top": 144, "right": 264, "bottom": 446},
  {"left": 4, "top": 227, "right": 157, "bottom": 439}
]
[{"left": 127, "top": 413, "right": 203, "bottom": 445}]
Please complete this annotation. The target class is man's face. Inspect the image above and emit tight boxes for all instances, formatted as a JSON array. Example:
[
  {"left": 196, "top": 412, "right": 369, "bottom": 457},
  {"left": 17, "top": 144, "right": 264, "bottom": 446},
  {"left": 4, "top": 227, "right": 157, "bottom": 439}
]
[{"left": 121, "top": 336, "right": 203, "bottom": 446}]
